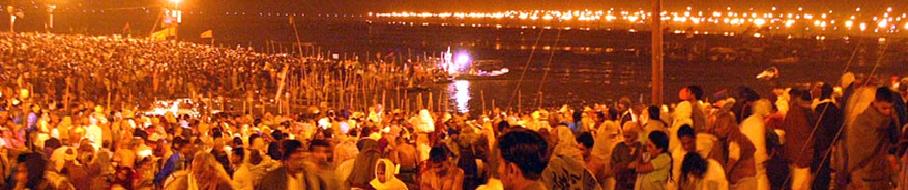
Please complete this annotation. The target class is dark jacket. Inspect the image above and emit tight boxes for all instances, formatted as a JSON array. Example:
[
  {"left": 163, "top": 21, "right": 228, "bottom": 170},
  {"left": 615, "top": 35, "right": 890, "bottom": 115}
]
[
  {"left": 781, "top": 105, "right": 817, "bottom": 168},
  {"left": 813, "top": 101, "right": 843, "bottom": 163}
]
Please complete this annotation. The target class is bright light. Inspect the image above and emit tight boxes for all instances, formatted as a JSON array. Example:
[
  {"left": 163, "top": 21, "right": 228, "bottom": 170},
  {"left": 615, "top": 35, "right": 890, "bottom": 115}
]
[
  {"left": 753, "top": 32, "right": 762, "bottom": 38},
  {"left": 448, "top": 80, "right": 471, "bottom": 113},
  {"left": 878, "top": 20, "right": 888, "bottom": 28},
  {"left": 754, "top": 18, "right": 767, "bottom": 26},
  {"left": 844, "top": 20, "right": 854, "bottom": 28},
  {"left": 454, "top": 52, "right": 471, "bottom": 71},
  {"left": 784, "top": 19, "right": 795, "bottom": 28},
  {"left": 859, "top": 22, "right": 867, "bottom": 31},
  {"left": 904, "top": 22, "right": 908, "bottom": 30},
  {"left": 169, "top": 0, "right": 181, "bottom": 5}
]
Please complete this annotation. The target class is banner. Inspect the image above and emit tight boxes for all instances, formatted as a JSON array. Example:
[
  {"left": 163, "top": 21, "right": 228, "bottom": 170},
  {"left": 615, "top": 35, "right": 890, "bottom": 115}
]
[
  {"left": 151, "top": 28, "right": 176, "bottom": 41},
  {"left": 200, "top": 30, "right": 213, "bottom": 39}
]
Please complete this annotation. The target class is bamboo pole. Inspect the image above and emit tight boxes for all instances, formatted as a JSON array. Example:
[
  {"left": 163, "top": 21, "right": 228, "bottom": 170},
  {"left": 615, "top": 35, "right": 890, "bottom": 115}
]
[{"left": 481, "top": 90, "right": 486, "bottom": 114}]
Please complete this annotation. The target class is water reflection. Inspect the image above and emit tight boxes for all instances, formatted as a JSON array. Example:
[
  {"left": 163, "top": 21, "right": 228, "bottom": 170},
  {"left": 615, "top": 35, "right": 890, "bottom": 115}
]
[{"left": 448, "top": 80, "right": 471, "bottom": 113}]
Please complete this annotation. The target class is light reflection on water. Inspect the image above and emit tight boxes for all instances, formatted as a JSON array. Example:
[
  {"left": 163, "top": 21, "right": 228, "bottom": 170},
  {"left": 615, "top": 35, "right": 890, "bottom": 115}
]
[{"left": 448, "top": 80, "right": 471, "bottom": 113}]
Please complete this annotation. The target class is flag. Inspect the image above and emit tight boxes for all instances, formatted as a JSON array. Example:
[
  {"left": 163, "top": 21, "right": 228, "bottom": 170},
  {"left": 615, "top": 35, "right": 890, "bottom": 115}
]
[
  {"left": 151, "top": 28, "right": 176, "bottom": 41},
  {"left": 200, "top": 30, "right": 213, "bottom": 39}
]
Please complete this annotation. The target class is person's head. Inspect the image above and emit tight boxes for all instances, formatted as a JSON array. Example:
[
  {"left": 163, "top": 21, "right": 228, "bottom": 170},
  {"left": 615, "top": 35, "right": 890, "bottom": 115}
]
[
  {"left": 874, "top": 87, "right": 895, "bottom": 116},
  {"left": 374, "top": 159, "right": 395, "bottom": 183},
  {"left": 577, "top": 132, "right": 594, "bottom": 159},
  {"left": 247, "top": 149, "right": 264, "bottom": 165},
  {"left": 230, "top": 148, "right": 245, "bottom": 165},
  {"left": 623, "top": 126, "right": 640, "bottom": 144},
  {"left": 191, "top": 151, "right": 228, "bottom": 181},
  {"left": 647, "top": 131, "right": 669, "bottom": 154},
  {"left": 681, "top": 152, "right": 708, "bottom": 180},
  {"left": 497, "top": 129, "right": 550, "bottom": 187},
  {"left": 646, "top": 105, "right": 661, "bottom": 121},
  {"left": 173, "top": 137, "right": 190, "bottom": 155},
  {"left": 282, "top": 140, "right": 305, "bottom": 173},
  {"left": 429, "top": 146, "right": 449, "bottom": 171},
  {"left": 788, "top": 88, "right": 813, "bottom": 108},
  {"left": 572, "top": 111, "right": 583, "bottom": 122},
  {"left": 680, "top": 86, "right": 704, "bottom": 101},
  {"left": 815, "top": 83, "right": 833, "bottom": 100},
  {"left": 309, "top": 139, "right": 331, "bottom": 163},
  {"left": 677, "top": 124, "right": 696, "bottom": 152},
  {"left": 15, "top": 153, "right": 47, "bottom": 189}
]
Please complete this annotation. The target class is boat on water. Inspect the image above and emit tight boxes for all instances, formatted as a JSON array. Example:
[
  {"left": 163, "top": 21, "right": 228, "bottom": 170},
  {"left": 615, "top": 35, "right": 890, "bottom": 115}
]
[{"left": 436, "top": 48, "right": 509, "bottom": 81}]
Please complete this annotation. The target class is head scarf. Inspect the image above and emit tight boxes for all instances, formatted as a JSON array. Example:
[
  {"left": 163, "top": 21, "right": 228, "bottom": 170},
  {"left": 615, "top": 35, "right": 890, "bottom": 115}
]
[
  {"left": 348, "top": 139, "right": 381, "bottom": 187},
  {"left": 369, "top": 159, "right": 408, "bottom": 190},
  {"left": 592, "top": 120, "right": 622, "bottom": 161},
  {"left": 552, "top": 127, "right": 583, "bottom": 161},
  {"left": 51, "top": 147, "right": 78, "bottom": 172}
]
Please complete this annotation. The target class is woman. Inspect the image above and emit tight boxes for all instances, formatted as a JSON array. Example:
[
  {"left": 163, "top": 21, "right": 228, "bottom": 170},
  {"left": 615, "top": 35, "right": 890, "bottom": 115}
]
[
  {"left": 89, "top": 149, "right": 115, "bottom": 189},
  {"left": 632, "top": 131, "right": 672, "bottom": 190},
  {"left": 679, "top": 152, "right": 729, "bottom": 190},
  {"left": 370, "top": 159, "right": 408, "bottom": 190},
  {"left": 165, "top": 151, "right": 234, "bottom": 190},
  {"left": 346, "top": 139, "right": 382, "bottom": 189}
]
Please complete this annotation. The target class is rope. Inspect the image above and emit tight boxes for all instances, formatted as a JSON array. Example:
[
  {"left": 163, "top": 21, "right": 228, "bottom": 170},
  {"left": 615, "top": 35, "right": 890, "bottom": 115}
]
[
  {"left": 842, "top": 43, "right": 860, "bottom": 73},
  {"left": 536, "top": 29, "right": 563, "bottom": 109},
  {"left": 506, "top": 29, "right": 545, "bottom": 111}
]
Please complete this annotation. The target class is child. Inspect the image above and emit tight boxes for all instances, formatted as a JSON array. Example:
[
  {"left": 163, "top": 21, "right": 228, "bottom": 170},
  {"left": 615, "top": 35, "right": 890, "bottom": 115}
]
[{"left": 631, "top": 131, "right": 671, "bottom": 190}]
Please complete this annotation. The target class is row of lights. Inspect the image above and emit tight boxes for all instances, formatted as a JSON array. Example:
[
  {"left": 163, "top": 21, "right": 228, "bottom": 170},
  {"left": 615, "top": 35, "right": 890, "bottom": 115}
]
[{"left": 373, "top": 8, "right": 908, "bottom": 32}]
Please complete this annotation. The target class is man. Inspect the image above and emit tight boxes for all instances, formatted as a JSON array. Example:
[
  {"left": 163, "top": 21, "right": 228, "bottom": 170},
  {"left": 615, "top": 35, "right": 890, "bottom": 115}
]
[
  {"left": 391, "top": 136, "right": 419, "bottom": 186},
  {"left": 812, "top": 83, "right": 842, "bottom": 190},
  {"left": 419, "top": 146, "right": 464, "bottom": 190},
  {"left": 680, "top": 86, "right": 708, "bottom": 132},
  {"left": 780, "top": 89, "right": 817, "bottom": 190},
  {"left": 154, "top": 137, "right": 190, "bottom": 186},
  {"left": 257, "top": 140, "right": 322, "bottom": 190},
  {"left": 498, "top": 128, "right": 550, "bottom": 190},
  {"left": 710, "top": 101, "right": 757, "bottom": 190},
  {"left": 611, "top": 126, "right": 643, "bottom": 190},
  {"left": 846, "top": 87, "right": 897, "bottom": 189}
]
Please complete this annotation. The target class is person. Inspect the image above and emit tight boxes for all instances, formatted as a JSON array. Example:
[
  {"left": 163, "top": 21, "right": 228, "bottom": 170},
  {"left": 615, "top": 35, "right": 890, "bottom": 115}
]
[
  {"left": 643, "top": 105, "right": 668, "bottom": 142},
  {"left": 780, "top": 89, "right": 817, "bottom": 190},
  {"left": 709, "top": 100, "right": 757, "bottom": 190},
  {"left": 740, "top": 99, "right": 772, "bottom": 190},
  {"left": 811, "top": 83, "right": 842, "bottom": 190},
  {"left": 346, "top": 139, "right": 382, "bottom": 189},
  {"left": 419, "top": 146, "right": 464, "bottom": 190},
  {"left": 164, "top": 151, "right": 234, "bottom": 190},
  {"left": 631, "top": 131, "right": 671, "bottom": 190},
  {"left": 88, "top": 149, "right": 114, "bottom": 189},
  {"left": 257, "top": 140, "right": 321, "bottom": 190},
  {"left": 541, "top": 126, "right": 599, "bottom": 190},
  {"left": 155, "top": 137, "right": 191, "bottom": 186},
  {"left": 845, "top": 87, "right": 898, "bottom": 189},
  {"left": 611, "top": 125, "right": 643, "bottom": 190},
  {"left": 370, "top": 159, "right": 409, "bottom": 190},
  {"left": 591, "top": 113, "right": 620, "bottom": 189},
  {"left": 233, "top": 149, "right": 275, "bottom": 190},
  {"left": 680, "top": 86, "right": 708, "bottom": 132},
  {"left": 679, "top": 152, "right": 729, "bottom": 190},
  {"left": 497, "top": 128, "right": 550, "bottom": 190},
  {"left": 390, "top": 136, "right": 418, "bottom": 186}
]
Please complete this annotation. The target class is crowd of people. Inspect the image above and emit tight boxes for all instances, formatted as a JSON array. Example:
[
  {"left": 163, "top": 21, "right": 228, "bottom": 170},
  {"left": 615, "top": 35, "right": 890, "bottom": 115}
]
[{"left": 1, "top": 32, "right": 908, "bottom": 190}]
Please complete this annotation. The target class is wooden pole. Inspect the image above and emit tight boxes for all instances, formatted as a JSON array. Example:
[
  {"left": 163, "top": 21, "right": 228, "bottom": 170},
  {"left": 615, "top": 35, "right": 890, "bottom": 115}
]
[
  {"left": 651, "top": 0, "right": 664, "bottom": 105},
  {"left": 481, "top": 90, "right": 486, "bottom": 114}
]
